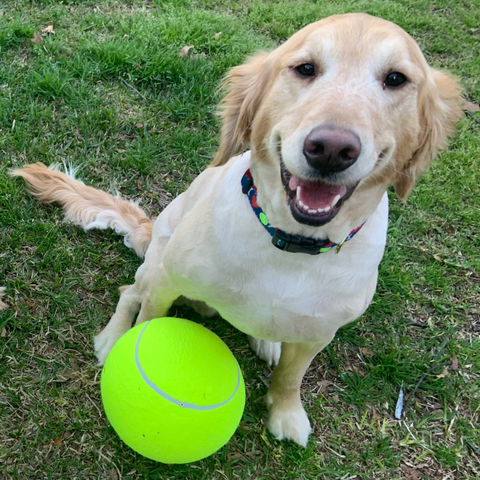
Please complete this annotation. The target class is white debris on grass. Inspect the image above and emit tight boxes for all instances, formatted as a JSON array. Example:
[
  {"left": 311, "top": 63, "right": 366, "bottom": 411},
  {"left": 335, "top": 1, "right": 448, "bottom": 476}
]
[{"left": 395, "top": 383, "right": 404, "bottom": 419}]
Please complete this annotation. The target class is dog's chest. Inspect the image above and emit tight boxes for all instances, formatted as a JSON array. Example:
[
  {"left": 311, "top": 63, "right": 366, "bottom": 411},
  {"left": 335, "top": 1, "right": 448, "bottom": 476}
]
[
  {"left": 213, "top": 263, "right": 376, "bottom": 342},
  {"left": 165, "top": 227, "right": 382, "bottom": 342}
]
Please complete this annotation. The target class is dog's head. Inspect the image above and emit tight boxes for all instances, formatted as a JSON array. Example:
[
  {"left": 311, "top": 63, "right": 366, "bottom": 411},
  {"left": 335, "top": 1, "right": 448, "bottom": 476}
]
[{"left": 212, "top": 14, "right": 463, "bottom": 230}]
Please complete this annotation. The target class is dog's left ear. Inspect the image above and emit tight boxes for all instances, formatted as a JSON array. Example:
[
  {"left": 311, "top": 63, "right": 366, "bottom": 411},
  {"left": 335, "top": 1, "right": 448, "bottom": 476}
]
[
  {"left": 394, "top": 69, "right": 463, "bottom": 200},
  {"left": 210, "top": 52, "right": 273, "bottom": 167}
]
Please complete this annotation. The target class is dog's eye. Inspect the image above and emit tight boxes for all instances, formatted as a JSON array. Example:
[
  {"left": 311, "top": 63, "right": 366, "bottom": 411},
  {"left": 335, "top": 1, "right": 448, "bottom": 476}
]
[
  {"left": 295, "top": 63, "right": 315, "bottom": 77},
  {"left": 384, "top": 72, "right": 407, "bottom": 88}
]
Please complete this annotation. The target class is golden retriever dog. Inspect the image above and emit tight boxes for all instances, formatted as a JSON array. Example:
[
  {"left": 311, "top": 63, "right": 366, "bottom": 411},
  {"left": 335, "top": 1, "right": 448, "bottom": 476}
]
[{"left": 13, "top": 14, "right": 463, "bottom": 446}]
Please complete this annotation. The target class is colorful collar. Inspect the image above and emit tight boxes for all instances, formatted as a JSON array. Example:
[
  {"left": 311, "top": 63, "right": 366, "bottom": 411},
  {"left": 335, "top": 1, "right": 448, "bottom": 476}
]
[{"left": 241, "top": 169, "right": 365, "bottom": 255}]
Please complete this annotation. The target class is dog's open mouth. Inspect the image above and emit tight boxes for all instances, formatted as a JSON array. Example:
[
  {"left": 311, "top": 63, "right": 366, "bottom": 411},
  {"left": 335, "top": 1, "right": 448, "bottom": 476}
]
[{"left": 281, "top": 161, "right": 358, "bottom": 227}]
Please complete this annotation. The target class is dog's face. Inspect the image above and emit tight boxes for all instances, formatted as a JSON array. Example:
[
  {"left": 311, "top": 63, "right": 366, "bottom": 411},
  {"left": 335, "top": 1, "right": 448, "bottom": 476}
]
[{"left": 212, "top": 14, "right": 462, "bottom": 228}]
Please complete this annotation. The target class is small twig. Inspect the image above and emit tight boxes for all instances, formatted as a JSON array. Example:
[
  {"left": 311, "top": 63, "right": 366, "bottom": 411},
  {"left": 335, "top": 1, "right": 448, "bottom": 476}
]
[
  {"left": 402, "top": 421, "right": 435, "bottom": 453},
  {"left": 408, "top": 322, "right": 428, "bottom": 329},
  {"left": 402, "top": 361, "right": 452, "bottom": 418},
  {"left": 465, "top": 110, "right": 480, "bottom": 126},
  {"left": 120, "top": 78, "right": 147, "bottom": 101}
]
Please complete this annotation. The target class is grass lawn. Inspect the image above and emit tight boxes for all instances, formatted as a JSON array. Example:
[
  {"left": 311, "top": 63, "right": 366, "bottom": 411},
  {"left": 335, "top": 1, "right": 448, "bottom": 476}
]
[{"left": 1, "top": 0, "right": 479, "bottom": 478}]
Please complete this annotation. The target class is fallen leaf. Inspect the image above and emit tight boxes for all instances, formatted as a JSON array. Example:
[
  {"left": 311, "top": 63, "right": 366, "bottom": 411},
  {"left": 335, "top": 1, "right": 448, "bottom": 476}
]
[
  {"left": 403, "top": 468, "right": 420, "bottom": 480},
  {"left": 451, "top": 353, "right": 459, "bottom": 370},
  {"left": 42, "top": 25, "right": 55, "bottom": 35},
  {"left": 108, "top": 469, "right": 118, "bottom": 480},
  {"left": 360, "top": 347, "right": 373, "bottom": 356},
  {"left": 433, "top": 254, "right": 443, "bottom": 262},
  {"left": 55, "top": 367, "right": 79, "bottom": 382},
  {"left": 226, "top": 451, "right": 260, "bottom": 461},
  {"left": 371, "top": 407, "right": 382, "bottom": 421},
  {"left": 31, "top": 32, "right": 43, "bottom": 44},
  {"left": 214, "top": 32, "right": 222, "bottom": 39},
  {"left": 69, "top": 357, "right": 80, "bottom": 372},
  {"left": 14, "top": 305, "right": 22, "bottom": 317},
  {"left": 134, "top": 122, "right": 143, "bottom": 128},
  {"left": 227, "top": 452, "right": 243, "bottom": 461},
  {"left": 464, "top": 101, "right": 480, "bottom": 112},
  {"left": 44, "top": 431, "right": 72, "bottom": 448},
  {"left": 74, "top": 128, "right": 83, "bottom": 141},
  {"left": 26, "top": 300, "right": 36, "bottom": 314},
  {"left": 1, "top": 327, "right": 6, "bottom": 337},
  {"left": 178, "top": 45, "right": 194, "bottom": 57},
  {"left": 435, "top": 366, "right": 449, "bottom": 379},
  {"left": 317, "top": 380, "right": 334, "bottom": 393}
]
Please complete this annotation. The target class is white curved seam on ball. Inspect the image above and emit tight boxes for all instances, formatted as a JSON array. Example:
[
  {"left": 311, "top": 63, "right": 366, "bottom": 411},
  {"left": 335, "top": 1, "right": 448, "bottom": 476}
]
[{"left": 134, "top": 321, "right": 241, "bottom": 411}]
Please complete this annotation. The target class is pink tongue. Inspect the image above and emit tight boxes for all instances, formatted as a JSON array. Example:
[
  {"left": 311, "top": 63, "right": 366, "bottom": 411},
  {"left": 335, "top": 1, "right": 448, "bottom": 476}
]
[{"left": 289, "top": 176, "right": 347, "bottom": 210}]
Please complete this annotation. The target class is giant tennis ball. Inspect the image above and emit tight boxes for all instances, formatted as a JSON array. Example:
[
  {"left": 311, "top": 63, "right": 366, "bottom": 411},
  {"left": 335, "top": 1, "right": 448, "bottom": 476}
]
[{"left": 101, "top": 317, "right": 245, "bottom": 464}]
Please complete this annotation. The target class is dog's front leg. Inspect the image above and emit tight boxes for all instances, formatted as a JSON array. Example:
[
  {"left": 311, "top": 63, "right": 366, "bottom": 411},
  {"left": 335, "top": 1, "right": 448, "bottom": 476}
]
[
  {"left": 134, "top": 266, "right": 180, "bottom": 326},
  {"left": 94, "top": 264, "right": 180, "bottom": 365},
  {"left": 266, "top": 338, "right": 333, "bottom": 447},
  {"left": 94, "top": 284, "right": 143, "bottom": 365}
]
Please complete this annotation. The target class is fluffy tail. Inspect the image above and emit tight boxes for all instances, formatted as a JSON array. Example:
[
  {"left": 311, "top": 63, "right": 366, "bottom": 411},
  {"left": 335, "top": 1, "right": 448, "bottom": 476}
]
[{"left": 11, "top": 163, "right": 153, "bottom": 258}]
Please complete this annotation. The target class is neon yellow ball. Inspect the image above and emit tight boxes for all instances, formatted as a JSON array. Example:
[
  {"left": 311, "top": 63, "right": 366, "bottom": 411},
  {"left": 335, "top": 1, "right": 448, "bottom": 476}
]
[{"left": 101, "top": 317, "right": 245, "bottom": 464}]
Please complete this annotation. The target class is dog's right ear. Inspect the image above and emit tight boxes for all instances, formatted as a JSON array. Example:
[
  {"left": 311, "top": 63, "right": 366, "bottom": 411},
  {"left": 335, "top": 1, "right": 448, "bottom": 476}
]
[{"left": 210, "top": 52, "right": 273, "bottom": 167}]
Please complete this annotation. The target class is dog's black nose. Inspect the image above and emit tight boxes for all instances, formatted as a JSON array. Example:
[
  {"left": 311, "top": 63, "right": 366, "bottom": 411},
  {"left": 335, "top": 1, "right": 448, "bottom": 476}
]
[{"left": 303, "top": 126, "right": 361, "bottom": 175}]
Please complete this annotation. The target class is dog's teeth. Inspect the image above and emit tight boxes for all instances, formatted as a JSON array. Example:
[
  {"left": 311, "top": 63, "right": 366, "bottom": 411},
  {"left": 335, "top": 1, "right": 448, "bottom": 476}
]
[
  {"left": 296, "top": 187, "right": 301, "bottom": 200},
  {"left": 317, "top": 207, "right": 325, "bottom": 213},
  {"left": 324, "top": 206, "right": 331, "bottom": 212},
  {"left": 331, "top": 194, "right": 341, "bottom": 207},
  {"left": 299, "top": 200, "right": 310, "bottom": 212},
  {"left": 308, "top": 209, "right": 317, "bottom": 214}
]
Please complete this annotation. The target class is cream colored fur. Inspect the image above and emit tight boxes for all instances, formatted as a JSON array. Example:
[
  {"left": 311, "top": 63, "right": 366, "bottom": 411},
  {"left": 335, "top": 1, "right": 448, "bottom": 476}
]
[
  {"left": 0, "top": 287, "right": 8, "bottom": 311},
  {"left": 13, "top": 14, "right": 463, "bottom": 447}
]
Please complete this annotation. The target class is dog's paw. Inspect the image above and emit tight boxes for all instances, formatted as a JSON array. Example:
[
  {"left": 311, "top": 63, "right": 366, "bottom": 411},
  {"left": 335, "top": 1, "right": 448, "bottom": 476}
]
[
  {"left": 267, "top": 402, "right": 312, "bottom": 447},
  {"left": 94, "top": 328, "right": 126, "bottom": 366},
  {"left": 249, "top": 337, "right": 281, "bottom": 367}
]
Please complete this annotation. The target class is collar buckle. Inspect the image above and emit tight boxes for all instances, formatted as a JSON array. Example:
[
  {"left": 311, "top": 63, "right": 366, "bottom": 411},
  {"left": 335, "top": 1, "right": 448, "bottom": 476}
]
[
  {"left": 272, "top": 230, "right": 329, "bottom": 255},
  {"left": 335, "top": 236, "right": 347, "bottom": 254}
]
